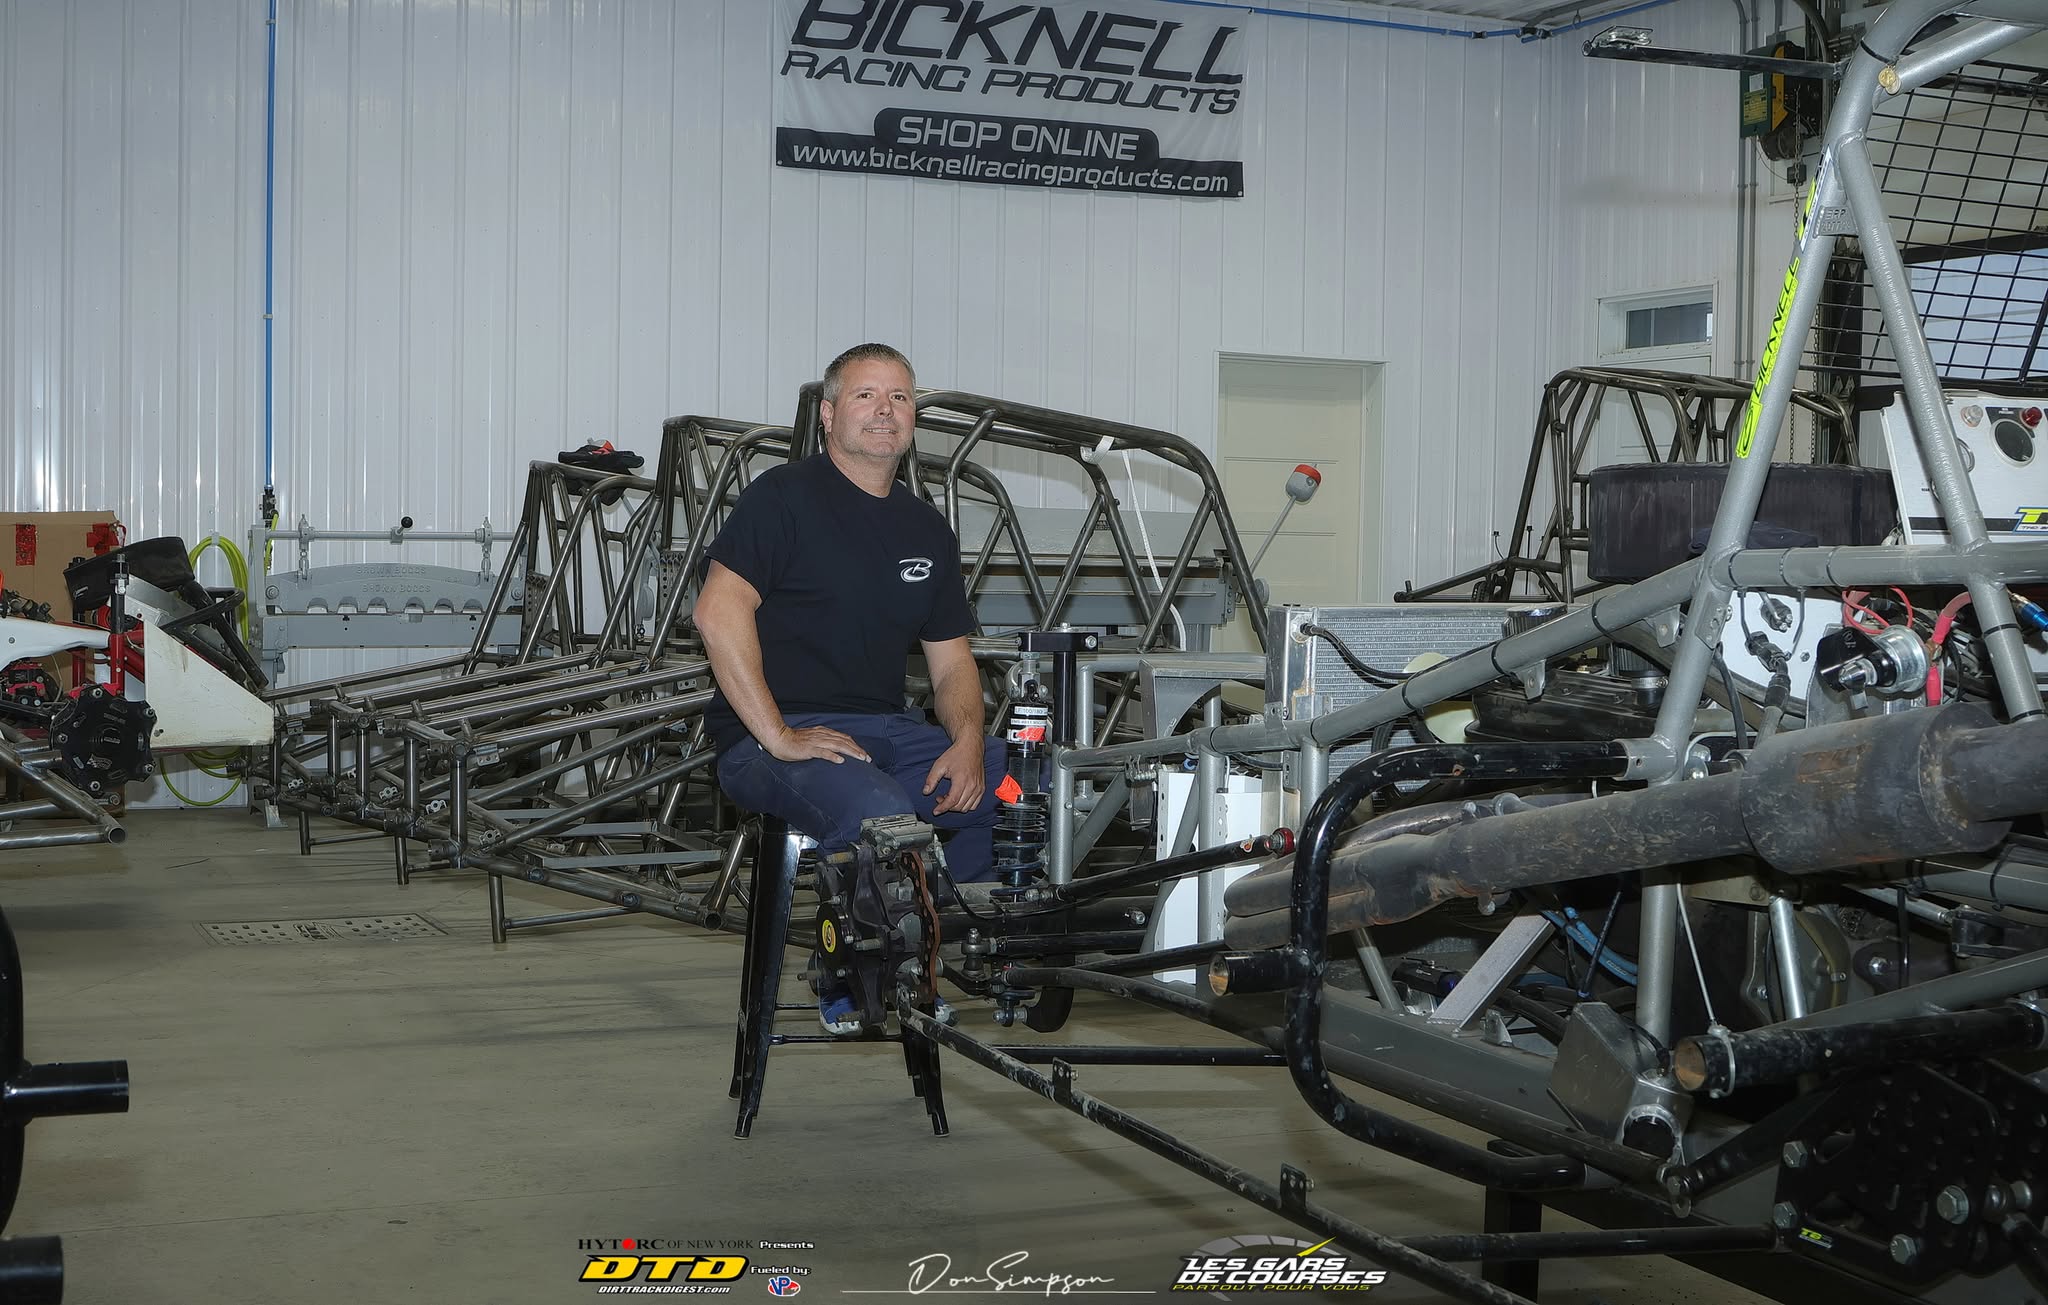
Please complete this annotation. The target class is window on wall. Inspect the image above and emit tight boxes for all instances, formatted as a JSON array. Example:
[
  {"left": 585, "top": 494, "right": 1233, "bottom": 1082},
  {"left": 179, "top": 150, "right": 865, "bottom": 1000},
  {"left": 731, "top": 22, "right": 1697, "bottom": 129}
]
[
  {"left": 1589, "top": 288, "right": 1718, "bottom": 471},
  {"left": 1599, "top": 287, "right": 1716, "bottom": 361},
  {"left": 1625, "top": 301, "right": 1713, "bottom": 349}
]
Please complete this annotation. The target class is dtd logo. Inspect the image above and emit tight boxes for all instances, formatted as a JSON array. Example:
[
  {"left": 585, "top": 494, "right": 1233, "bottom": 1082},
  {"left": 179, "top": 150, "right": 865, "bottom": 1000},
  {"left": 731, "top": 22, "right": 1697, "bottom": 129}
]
[{"left": 579, "top": 1254, "right": 748, "bottom": 1283}]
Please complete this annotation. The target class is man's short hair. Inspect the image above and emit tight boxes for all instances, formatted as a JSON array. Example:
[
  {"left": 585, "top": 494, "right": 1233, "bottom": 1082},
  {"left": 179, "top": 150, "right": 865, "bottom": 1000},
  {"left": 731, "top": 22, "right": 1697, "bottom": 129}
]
[{"left": 822, "top": 343, "right": 916, "bottom": 402}]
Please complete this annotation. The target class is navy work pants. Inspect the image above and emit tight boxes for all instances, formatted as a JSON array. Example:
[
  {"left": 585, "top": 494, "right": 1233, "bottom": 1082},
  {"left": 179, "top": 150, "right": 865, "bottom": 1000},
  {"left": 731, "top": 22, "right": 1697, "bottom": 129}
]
[{"left": 715, "top": 711, "right": 1007, "bottom": 882}]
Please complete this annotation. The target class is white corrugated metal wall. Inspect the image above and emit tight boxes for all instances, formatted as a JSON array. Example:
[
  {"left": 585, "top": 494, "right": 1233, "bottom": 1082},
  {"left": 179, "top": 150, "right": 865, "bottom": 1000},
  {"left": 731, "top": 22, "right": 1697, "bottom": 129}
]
[
  {"left": 1522, "top": 0, "right": 1751, "bottom": 544},
  {"left": 1540, "top": 0, "right": 1744, "bottom": 377},
  {"left": 2, "top": 0, "right": 266, "bottom": 540},
  {"left": 2, "top": 0, "right": 1745, "bottom": 626}
]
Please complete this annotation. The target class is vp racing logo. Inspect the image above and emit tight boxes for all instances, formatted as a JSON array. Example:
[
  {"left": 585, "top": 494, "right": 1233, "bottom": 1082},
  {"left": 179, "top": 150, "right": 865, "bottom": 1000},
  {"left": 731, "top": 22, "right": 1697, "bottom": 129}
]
[
  {"left": 899, "top": 556, "right": 934, "bottom": 582},
  {"left": 1173, "top": 1235, "right": 1387, "bottom": 1295}
]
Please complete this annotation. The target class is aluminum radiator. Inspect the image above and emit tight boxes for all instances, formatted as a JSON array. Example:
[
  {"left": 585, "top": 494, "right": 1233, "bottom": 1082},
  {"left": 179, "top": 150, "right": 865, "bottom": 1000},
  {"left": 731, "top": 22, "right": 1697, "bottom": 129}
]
[{"left": 1264, "top": 604, "right": 1528, "bottom": 773}]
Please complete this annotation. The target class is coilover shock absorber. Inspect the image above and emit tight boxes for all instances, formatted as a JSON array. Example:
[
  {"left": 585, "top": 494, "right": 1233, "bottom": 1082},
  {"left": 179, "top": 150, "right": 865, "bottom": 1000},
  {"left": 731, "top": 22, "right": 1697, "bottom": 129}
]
[
  {"left": 990, "top": 680, "right": 1052, "bottom": 896},
  {"left": 988, "top": 629, "right": 1100, "bottom": 898},
  {"left": 989, "top": 630, "right": 1099, "bottom": 1032}
]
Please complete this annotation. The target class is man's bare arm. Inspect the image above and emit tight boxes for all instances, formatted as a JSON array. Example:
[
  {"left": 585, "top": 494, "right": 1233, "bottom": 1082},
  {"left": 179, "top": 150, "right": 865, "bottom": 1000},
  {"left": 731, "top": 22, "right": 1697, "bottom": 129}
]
[
  {"left": 693, "top": 561, "right": 868, "bottom": 764},
  {"left": 920, "top": 635, "right": 987, "bottom": 814}
]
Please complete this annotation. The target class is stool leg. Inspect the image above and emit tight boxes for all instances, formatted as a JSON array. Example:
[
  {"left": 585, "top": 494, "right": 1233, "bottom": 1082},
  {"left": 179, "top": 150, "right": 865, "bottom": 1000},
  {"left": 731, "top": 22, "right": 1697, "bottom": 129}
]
[
  {"left": 734, "top": 831, "right": 801, "bottom": 1138},
  {"left": 902, "top": 1026, "right": 949, "bottom": 1137},
  {"left": 898, "top": 1028, "right": 926, "bottom": 1099},
  {"left": 1482, "top": 1140, "right": 1542, "bottom": 1299},
  {"left": 728, "top": 832, "right": 767, "bottom": 1101}
]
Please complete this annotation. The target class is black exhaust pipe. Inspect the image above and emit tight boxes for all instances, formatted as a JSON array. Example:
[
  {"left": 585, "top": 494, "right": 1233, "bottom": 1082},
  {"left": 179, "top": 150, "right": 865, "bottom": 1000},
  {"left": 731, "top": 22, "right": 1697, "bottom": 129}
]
[{"left": 1224, "top": 707, "right": 2043, "bottom": 949}]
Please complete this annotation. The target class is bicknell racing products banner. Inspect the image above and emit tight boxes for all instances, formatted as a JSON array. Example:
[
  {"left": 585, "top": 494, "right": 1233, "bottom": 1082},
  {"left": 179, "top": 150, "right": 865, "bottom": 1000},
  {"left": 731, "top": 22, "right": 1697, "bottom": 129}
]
[{"left": 774, "top": 0, "right": 1248, "bottom": 198}]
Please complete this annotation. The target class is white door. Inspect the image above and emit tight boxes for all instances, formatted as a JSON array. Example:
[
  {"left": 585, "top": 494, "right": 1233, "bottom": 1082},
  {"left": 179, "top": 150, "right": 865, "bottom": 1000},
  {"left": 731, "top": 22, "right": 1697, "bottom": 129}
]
[{"left": 1215, "top": 356, "right": 1378, "bottom": 652}]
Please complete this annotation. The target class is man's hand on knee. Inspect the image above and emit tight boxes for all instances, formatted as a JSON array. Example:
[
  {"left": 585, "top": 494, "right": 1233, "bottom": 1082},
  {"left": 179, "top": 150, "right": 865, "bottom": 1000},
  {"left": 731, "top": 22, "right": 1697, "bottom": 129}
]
[
  {"left": 924, "top": 737, "right": 988, "bottom": 815},
  {"left": 766, "top": 725, "right": 872, "bottom": 765}
]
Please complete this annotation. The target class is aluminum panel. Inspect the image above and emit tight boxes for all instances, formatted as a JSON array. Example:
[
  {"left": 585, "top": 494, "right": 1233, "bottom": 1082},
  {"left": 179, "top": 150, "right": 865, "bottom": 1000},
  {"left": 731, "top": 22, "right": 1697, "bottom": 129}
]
[{"left": 1266, "top": 601, "right": 1526, "bottom": 771}]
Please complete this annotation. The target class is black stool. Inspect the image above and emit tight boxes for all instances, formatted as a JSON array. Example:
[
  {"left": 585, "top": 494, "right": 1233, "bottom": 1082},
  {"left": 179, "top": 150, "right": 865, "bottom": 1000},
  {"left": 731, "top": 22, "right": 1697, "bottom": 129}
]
[{"left": 727, "top": 815, "right": 948, "bottom": 1138}]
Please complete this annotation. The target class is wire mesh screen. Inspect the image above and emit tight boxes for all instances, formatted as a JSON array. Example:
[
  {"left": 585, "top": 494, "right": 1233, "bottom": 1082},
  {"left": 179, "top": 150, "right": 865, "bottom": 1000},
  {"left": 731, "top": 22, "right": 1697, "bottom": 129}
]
[{"left": 1808, "top": 58, "right": 2048, "bottom": 388}]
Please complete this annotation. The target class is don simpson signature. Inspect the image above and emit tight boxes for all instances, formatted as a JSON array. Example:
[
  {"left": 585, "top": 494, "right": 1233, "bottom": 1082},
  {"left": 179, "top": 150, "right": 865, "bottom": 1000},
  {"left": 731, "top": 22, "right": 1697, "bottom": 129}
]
[{"left": 907, "top": 1251, "right": 1118, "bottom": 1295}]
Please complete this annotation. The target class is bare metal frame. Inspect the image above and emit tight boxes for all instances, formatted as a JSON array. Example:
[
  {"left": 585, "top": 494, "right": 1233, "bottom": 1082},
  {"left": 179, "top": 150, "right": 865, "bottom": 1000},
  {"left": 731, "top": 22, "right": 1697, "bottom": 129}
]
[
  {"left": 1399, "top": 367, "right": 1858, "bottom": 604},
  {"left": 256, "top": 392, "right": 1269, "bottom": 941}
]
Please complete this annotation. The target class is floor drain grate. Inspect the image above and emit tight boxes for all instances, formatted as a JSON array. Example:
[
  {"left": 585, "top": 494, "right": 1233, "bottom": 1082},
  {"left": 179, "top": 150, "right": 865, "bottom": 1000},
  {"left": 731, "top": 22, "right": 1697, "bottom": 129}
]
[{"left": 199, "top": 914, "right": 449, "bottom": 946}]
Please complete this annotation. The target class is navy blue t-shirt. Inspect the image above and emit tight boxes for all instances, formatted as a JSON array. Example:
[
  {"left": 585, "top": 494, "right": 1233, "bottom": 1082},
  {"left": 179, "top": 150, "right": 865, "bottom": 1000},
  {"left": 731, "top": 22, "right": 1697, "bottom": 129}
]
[{"left": 702, "top": 453, "right": 975, "bottom": 751}]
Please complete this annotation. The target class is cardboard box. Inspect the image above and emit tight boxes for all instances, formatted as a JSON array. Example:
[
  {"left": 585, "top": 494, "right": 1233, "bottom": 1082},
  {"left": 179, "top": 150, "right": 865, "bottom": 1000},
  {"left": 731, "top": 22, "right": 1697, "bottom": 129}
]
[{"left": 1, "top": 511, "right": 125, "bottom": 689}]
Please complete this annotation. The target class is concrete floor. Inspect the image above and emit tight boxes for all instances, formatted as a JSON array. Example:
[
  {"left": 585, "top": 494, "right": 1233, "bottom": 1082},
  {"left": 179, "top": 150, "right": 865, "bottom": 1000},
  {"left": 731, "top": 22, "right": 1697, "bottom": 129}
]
[{"left": 2, "top": 811, "right": 1777, "bottom": 1304}]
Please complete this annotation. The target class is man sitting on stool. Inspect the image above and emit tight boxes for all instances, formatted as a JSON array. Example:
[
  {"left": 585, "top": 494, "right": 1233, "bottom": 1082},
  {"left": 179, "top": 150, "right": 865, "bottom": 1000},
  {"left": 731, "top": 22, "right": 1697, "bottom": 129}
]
[{"left": 692, "top": 342, "right": 1005, "bottom": 1033}]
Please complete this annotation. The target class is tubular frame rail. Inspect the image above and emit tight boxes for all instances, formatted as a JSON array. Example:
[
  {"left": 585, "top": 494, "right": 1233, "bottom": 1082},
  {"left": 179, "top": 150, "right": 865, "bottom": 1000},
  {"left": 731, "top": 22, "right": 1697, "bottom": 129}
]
[
  {"left": 0, "top": 726, "right": 126, "bottom": 852},
  {"left": 908, "top": 390, "right": 1270, "bottom": 654}
]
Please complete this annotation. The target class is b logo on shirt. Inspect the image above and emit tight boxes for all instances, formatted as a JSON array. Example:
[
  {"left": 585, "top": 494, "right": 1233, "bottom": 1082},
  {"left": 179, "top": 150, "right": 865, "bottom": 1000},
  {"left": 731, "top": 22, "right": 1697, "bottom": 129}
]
[{"left": 898, "top": 557, "right": 934, "bottom": 582}]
